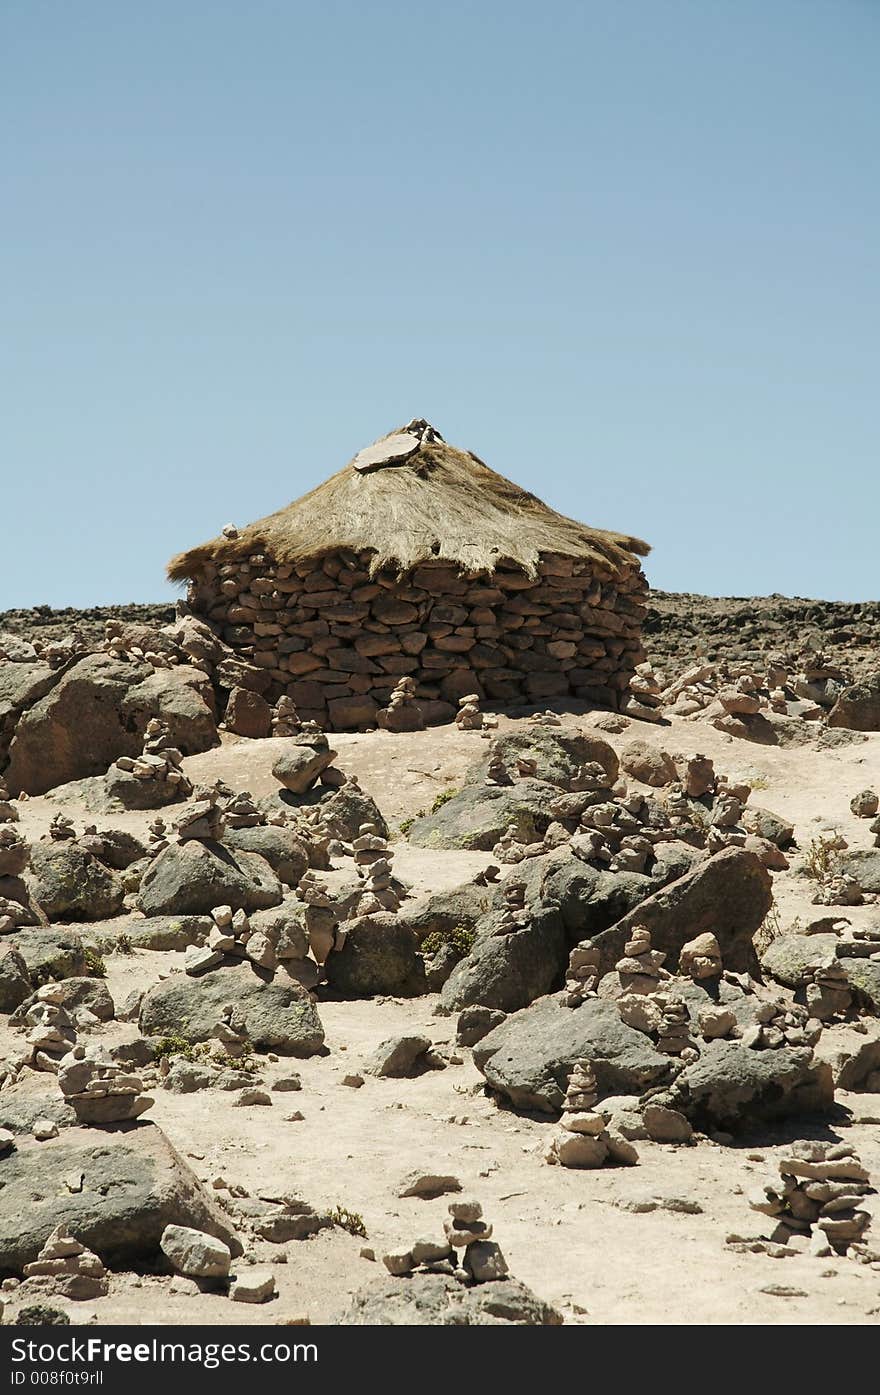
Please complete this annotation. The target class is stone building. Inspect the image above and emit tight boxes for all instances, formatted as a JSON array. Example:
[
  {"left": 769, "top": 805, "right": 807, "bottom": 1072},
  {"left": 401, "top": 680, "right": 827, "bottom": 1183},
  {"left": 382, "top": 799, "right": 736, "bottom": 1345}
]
[{"left": 167, "top": 420, "right": 650, "bottom": 730}]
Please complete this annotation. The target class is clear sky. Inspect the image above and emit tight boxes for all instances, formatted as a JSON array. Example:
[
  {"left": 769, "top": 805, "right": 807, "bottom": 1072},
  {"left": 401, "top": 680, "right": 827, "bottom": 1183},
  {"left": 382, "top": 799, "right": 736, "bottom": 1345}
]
[{"left": 2, "top": 0, "right": 877, "bottom": 610}]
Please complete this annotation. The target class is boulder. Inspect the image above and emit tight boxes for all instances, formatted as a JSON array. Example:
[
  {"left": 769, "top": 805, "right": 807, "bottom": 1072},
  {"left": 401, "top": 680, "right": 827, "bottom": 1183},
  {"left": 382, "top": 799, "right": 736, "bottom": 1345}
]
[
  {"left": 741, "top": 806, "right": 795, "bottom": 849},
  {"left": 677, "top": 1041, "right": 834, "bottom": 1127},
  {"left": 835, "top": 850, "right": 880, "bottom": 894},
  {"left": 221, "top": 827, "right": 308, "bottom": 888},
  {"left": 760, "top": 933, "right": 840, "bottom": 989},
  {"left": 224, "top": 687, "right": 272, "bottom": 739},
  {"left": 840, "top": 958, "right": 880, "bottom": 1013},
  {"left": 619, "top": 740, "right": 675, "bottom": 788},
  {"left": 467, "top": 730, "right": 619, "bottom": 790},
  {"left": 439, "top": 903, "right": 568, "bottom": 1014},
  {"left": 139, "top": 961, "right": 324, "bottom": 1056},
  {"left": 812, "top": 1021, "right": 880, "bottom": 1090},
  {"left": 0, "top": 1123, "right": 241, "bottom": 1274},
  {"left": 337, "top": 1272, "right": 563, "bottom": 1325},
  {"left": 0, "top": 945, "right": 32, "bottom": 1013},
  {"left": 401, "top": 882, "right": 495, "bottom": 946},
  {"left": 473, "top": 996, "right": 669, "bottom": 1112},
  {"left": 91, "top": 916, "right": 212, "bottom": 952},
  {"left": 272, "top": 741, "right": 336, "bottom": 794},
  {"left": 592, "top": 848, "right": 772, "bottom": 976},
  {"left": 324, "top": 913, "right": 426, "bottom": 997},
  {"left": 9, "top": 928, "right": 88, "bottom": 984},
  {"left": 27, "top": 841, "right": 125, "bottom": 922},
  {"left": 4, "top": 654, "right": 216, "bottom": 796},
  {"left": 406, "top": 779, "right": 557, "bottom": 852},
  {"left": 137, "top": 840, "right": 283, "bottom": 917},
  {"left": 259, "top": 782, "right": 389, "bottom": 842},
  {"left": 367, "top": 1034, "right": 432, "bottom": 1077},
  {"left": 827, "top": 673, "right": 880, "bottom": 731}
]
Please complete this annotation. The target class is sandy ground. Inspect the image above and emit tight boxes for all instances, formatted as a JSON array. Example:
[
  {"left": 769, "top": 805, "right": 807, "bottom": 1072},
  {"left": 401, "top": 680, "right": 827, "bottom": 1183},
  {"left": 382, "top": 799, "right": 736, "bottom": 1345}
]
[{"left": 4, "top": 706, "right": 880, "bottom": 1325}]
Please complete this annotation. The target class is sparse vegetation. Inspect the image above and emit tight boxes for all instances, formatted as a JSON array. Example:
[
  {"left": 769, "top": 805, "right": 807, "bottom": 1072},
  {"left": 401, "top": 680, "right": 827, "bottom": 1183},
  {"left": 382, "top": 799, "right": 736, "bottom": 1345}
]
[
  {"left": 430, "top": 787, "right": 460, "bottom": 813},
  {"left": 803, "top": 834, "right": 842, "bottom": 882},
  {"left": 754, "top": 901, "right": 784, "bottom": 957},
  {"left": 421, "top": 923, "right": 476, "bottom": 958},
  {"left": 329, "top": 1205, "right": 367, "bottom": 1238},
  {"left": 114, "top": 932, "right": 135, "bottom": 955},
  {"left": 82, "top": 947, "right": 107, "bottom": 978},
  {"left": 153, "top": 1034, "right": 200, "bottom": 1064}
]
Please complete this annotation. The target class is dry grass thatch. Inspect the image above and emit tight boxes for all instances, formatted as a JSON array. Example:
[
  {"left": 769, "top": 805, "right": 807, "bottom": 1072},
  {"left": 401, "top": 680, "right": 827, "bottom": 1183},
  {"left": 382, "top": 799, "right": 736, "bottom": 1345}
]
[{"left": 167, "top": 424, "right": 650, "bottom": 583}]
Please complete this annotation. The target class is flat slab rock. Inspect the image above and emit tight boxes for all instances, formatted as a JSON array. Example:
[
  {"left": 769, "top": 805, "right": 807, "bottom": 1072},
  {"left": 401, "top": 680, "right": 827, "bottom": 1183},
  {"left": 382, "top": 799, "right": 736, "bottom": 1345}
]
[
  {"left": 139, "top": 960, "right": 325, "bottom": 1055},
  {"left": 760, "top": 933, "right": 840, "bottom": 988},
  {"left": 0, "top": 1122, "right": 241, "bottom": 1274},
  {"left": 405, "top": 779, "right": 558, "bottom": 852},
  {"left": 337, "top": 1272, "right": 563, "bottom": 1325},
  {"left": 473, "top": 995, "right": 669, "bottom": 1112}
]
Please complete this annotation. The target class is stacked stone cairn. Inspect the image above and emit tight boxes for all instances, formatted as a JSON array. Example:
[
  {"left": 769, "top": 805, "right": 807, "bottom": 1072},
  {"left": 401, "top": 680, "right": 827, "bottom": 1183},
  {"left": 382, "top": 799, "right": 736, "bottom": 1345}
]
[
  {"left": 49, "top": 813, "right": 75, "bottom": 841},
  {"left": 545, "top": 1060, "right": 638, "bottom": 1168},
  {"left": 58, "top": 1042, "right": 154, "bottom": 1124},
  {"left": 21, "top": 1226, "right": 109, "bottom": 1301},
  {"left": 106, "top": 717, "right": 193, "bottom": 807},
  {"left": 748, "top": 1142, "right": 875, "bottom": 1257},
  {"left": 455, "top": 694, "right": 483, "bottom": 730},
  {"left": 296, "top": 872, "right": 339, "bottom": 965},
  {"left": 147, "top": 816, "right": 170, "bottom": 854},
  {"left": 383, "top": 1200, "right": 510, "bottom": 1283},
  {"left": 0, "top": 826, "right": 28, "bottom": 879},
  {"left": 377, "top": 676, "right": 424, "bottom": 732},
  {"left": 492, "top": 881, "right": 530, "bottom": 936},
  {"left": 20, "top": 989, "right": 77, "bottom": 1072},
  {"left": 659, "top": 648, "right": 852, "bottom": 729},
  {"left": 351, "top": 827, "right": 405, "bottom": 914},
  {"left": 271, "top": 694, "right": 301, "bottom": 736},
  {"left": 222, "top": 790, "right": 265, "bottom": 829},
  {"left": 560, "top": 941, "right": 601, "bottom": 1007},
  {"left": 174, "top": 785, "right": 226, "bottom": 841}
]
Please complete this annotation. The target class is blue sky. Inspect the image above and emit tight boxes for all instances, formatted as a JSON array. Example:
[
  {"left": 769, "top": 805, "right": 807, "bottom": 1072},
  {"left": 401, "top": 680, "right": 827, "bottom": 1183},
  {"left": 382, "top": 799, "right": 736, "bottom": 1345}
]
[{"left": 2, "top": 0, "right": 877, "bottom": 609}]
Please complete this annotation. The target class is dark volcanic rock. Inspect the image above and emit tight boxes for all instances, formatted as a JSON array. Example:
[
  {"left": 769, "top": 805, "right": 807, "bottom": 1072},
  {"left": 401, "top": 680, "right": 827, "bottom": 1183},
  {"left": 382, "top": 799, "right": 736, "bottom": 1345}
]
[
  {"left": 473, "top": 996, "right": 669, "bottom": 1112},
  {"left": 439, "top": 903, "right": 568, "bottom": 1014},
  {"left": 0, "top": 1123, "right": 241, "bottom": 1274},
  {"left": 27, "top": 841, "right": 125, "bottom": 922},
  {"left": 677, "top": 1041, "right": 834, "bottom": 1127},
  {"left": 338, "top": 1272, "right": 563, "bottom": 1325},
  {"left": 324, "top": 913, "right": 425, "bottom": 997},
  {"left": 139, "top": 961, "right": 325, "bottom": 1055},
  {"left": 137, "top": 840, "right": 283, "bottom": 917}
]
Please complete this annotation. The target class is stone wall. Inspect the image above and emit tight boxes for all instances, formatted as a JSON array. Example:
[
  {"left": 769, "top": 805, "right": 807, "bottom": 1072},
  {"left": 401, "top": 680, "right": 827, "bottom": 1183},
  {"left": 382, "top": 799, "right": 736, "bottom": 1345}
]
[{"left": 185, "top": 550, "right": 648, "bottom": 729}]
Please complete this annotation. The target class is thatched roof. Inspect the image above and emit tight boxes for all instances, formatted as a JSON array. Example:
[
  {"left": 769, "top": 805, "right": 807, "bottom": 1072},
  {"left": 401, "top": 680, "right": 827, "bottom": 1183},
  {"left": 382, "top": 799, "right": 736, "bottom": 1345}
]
[{"left": 167, "top": 420, "right": 650, "bottom": 583}]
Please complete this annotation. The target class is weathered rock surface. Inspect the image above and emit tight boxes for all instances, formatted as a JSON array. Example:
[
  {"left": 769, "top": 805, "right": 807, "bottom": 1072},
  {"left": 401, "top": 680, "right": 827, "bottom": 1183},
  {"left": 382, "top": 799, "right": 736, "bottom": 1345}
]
[
  {"left": 4, "top": 655, "right": 217, "bottom": 796},
  {"left": 593, "top": 848, "right": 772, "bottom": 976},
  {"left": 827, "top": 673, "right": 880, "bottom": 731},
  {"left": 678, "top": 1041, "right": 834, "bottom": 1126},
  {"left": 27, "top": 842, "right": 125, "bottom": 922},
  {"left": 474, "top": 996, "right": 669, "bottom": 1112},
  {"left": 0, "top": 945, "right": 32, "bottom": 1013},
  {"left": 439, "top": 903, "right": 568, "bottom": 1014},
  {"left": 11, "top": 977, "right": 114, "bottom": 1025},
  {"left": 324, "top": 913, "right": 425, "bottom": 997},
  {"left": 0, "top": 1123, "right": 241, "bottom": 1274},
  {"left": 406, "top": 779, "right": 557, "bottom": 852},
  {"left": 760, "top": 933, "right": 840, "bottom": 988},
  {"left": 139, "top": 961, "right": 324, "bottom": 1055},
  {"left": 137, "top": 840, "right": 283, "bottom": 917},
  {"left": 221, "top": 827, "right": 309, "bottom": 888},
  {"left": 337, "top": 1272, "right": 563, "bottom": 1325},
  {"left": 9, "top": 928, "right": 88, "bottom": 984}
]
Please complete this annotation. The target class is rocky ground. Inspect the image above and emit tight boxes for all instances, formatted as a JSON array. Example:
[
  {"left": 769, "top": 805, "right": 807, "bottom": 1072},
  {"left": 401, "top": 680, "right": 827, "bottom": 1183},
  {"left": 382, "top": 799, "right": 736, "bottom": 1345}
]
[{"left": 2, "top": 599, "right": 880, "bottom": 1327}]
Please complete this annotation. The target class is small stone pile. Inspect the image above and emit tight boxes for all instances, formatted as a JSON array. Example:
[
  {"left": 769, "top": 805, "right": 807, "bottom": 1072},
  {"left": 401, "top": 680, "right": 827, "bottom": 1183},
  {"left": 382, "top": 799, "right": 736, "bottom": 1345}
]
[
  {"left": 749, "top": 1142, "right": 875, "bottom": 1257},
  {"left": 679, "top": 932, "right": 723, "bottom": 981},
  {"left": 653, "top": 995, "right": 693, "bottom": 1057},
  {"left": 492, "top": 880, "right": 529, "bottom": 935},
  {"left": 658, "top": 649, "right": 853, "bottom": 730},
  {"left": 455, "top": 694, "right": 483, "bottom": 730},
  {"left": 351, "top": 828, "right": 405, "bottom": 914},
  {"left": 107, "top": 718, "right": 192, "bottom": 806},
  {"left": 21, "top": 1226, "right": 109, "bottom": 1301},
  {"left": 49, "top": 813, "right": 75, "bottom": 841},
  {"left": 296, "top": 872, "right": 339, "bottom": 965},
  {"left": 192, "top": 904, "right": 277, "bottom": 974},
  {"left": 560, "top": 941, "right": 601, "bottom": 1006},
  {"left": 271, "top": 695, "right": 301, "bottom": 736},
  {"left": 738, "top": 1000, "right": 822, "bottom": 1050},
  {"left": 623, "top": 661, "right": 664, "bottom": 721},
  {"left": 58, "top": 1043, "right": 154, "bottom": 1124},
  {"left": 21, "top": 992, "right": 77, "bottom": 1071},
  {"left": 0, "top": 779, "right": 17, "bottom": 822},
  {"left": 0, "top": 826, "right": 28, "bottom": 878},
  {"left": 383, "top": 1200, "right": 510, "bottom": 1283},
  {"left": 377, "top": 677, "right": 424, "bottom": 732},
  {"left": 614, "top": 926, "right": 669, "bottom": 995},
  {"left": 147, "top": 816, "right": 169, "bottom": 853},
  {"left": 174, "top": 786, "right": 226, "bottom": 842},
  {"left": 545, "top": 1060, "right": 638, "bottom": 1168},
  {"left": 221, "top": 790, "right": 265, "bottom": 829}
]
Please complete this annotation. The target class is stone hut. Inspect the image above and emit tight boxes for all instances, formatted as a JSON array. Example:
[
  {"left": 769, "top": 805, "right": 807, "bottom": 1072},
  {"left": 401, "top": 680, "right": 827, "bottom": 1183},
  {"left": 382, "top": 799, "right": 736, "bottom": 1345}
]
[{"left": 167, "top": 420, "right": 650, "bottom": 730}]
